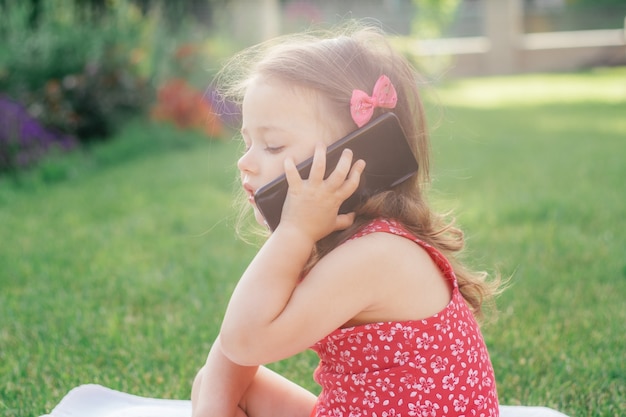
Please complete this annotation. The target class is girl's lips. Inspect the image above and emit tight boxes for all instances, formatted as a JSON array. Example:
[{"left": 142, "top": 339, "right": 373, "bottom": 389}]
[{"left": 243, "top": 183, "right": 256, "bottom": 203}]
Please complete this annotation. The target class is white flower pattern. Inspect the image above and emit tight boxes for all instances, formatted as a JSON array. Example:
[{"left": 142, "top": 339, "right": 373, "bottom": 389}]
[{"left": 310, "top": 219, "right": 499, "bottom": 417}]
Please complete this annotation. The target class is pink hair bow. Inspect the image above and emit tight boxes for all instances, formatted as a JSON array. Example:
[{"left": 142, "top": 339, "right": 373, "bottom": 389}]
[{"left": 350, "top": 75, "right": 398, "bottom": 127}]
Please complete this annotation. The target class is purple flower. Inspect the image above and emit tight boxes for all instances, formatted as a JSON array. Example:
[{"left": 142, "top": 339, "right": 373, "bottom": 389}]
[{"left": 0, "top": 96, "right": 77, "bottom": 171}]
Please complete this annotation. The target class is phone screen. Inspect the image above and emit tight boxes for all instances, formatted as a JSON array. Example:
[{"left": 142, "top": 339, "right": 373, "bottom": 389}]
[{"left": 254, "top": 112, "right": 418, "bottom": 231}]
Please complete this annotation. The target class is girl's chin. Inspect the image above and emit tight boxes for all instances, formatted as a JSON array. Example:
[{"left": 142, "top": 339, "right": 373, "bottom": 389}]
[{"left": 252, "top": 206, "right": 268, "bottom": 228}]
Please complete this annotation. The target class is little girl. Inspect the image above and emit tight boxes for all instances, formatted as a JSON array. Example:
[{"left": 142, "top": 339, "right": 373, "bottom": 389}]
[{"left": 192, "top": 22, "right": 502, "bottom": 417}]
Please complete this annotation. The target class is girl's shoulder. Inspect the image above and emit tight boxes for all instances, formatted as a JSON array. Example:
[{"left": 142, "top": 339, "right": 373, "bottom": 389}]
[
  {"left": 348, "top": 218, "right": 454, "bottom": 275},
  {"left": 315, "top": 218, "right": 457, "bottom": 327},
  {"left": 315, "top": 218, "right": 436, "bottom": 278}
]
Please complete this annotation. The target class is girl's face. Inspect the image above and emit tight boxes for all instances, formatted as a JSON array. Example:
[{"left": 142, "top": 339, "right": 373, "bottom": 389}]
[{"left": 238, "top": 76, "right": 349, "bottom": 226}]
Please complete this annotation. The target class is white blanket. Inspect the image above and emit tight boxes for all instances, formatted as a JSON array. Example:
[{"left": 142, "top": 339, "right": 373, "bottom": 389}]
[{"left": 41, "top": 384, "right": 570, "bottom": 417}]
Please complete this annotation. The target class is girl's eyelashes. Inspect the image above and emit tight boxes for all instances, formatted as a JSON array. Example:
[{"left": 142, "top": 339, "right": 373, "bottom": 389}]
[
  {"left": 265, "top": 145, "right": 285, "bottom": 154},
  {"left": 239, "top": 143, "right": 284, "bottom": 156}
]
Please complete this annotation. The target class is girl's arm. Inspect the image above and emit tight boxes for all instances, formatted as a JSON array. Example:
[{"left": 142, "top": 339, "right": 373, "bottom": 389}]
[
  {"left": 191, "top": 336, "right": 256, "bottom": 417},
  {"left": 220, "top": 146, "right": 372, "bottom": 365},
  {"left": 191, "top": 336, "right": 317, "bottom": 417},
  {"left": 220, "top": 144, "right": 447, "bottom": 366},
  {"left": 193, "top": 147, "right": 363, "bottom": 413}
]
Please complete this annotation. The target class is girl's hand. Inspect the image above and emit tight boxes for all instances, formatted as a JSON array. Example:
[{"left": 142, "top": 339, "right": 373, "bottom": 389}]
[{"left": 278, "top": 143, "right": 365, "bottom": 243}]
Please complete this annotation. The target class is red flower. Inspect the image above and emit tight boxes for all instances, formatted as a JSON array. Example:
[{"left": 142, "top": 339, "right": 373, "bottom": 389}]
[{"left": 151, "top": 78, "right": 222, "bottom": 137}]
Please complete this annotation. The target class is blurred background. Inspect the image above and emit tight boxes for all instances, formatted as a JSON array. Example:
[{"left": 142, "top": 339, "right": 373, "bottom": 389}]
[
  {"left": 2, "top": 2, "right": 625, "bottom": 416},
  {"left": 1, "top": 0, "right": 625, "bottom": 170}
]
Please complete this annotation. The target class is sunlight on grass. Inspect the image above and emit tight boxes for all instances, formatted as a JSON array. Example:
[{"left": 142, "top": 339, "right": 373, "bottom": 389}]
[
  {"left": 434, "top": 67, "right": 626, "bottom": 107},
  {"left": 426, "top": 68, "right": 626, "bottom": 416},
  {"left": 2, "top": 70, "right": 625, "bottom": 417}
]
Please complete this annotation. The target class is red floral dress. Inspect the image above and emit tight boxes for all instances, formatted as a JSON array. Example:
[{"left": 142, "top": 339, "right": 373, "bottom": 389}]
[{"left": 310, "top": 219, "right": 499, "bottom": 417}]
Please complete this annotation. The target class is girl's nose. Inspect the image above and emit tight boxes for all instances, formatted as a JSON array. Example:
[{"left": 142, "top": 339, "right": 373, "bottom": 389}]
[{"left": 237, "top": 148, "right": 257, "bottom": 175}]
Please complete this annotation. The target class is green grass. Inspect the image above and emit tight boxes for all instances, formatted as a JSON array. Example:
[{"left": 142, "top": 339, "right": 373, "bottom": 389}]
[
  {"left": 1, "top": 68, "right": 625, "bottom": 417},
  {"left": 428, "top": 67, "right": 626, "bottom": 416}
]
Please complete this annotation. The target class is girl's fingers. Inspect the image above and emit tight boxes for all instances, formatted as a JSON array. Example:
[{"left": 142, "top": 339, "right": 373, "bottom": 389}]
[
  {"left": 347, "top": 158, "right": 366, "bottom": 183},
  {"left": 337, "top": 157, "right": 365, "bottom": 196},
  {"left": 326, "top": 149, "right": 354, "bottom": 187},
  {"left": 284, "top": 157, "right": 302, "bottom": 188},
  {"left": 334, "top": 212, "right": 356, "bottom": 231},
  {"left": 308, "top": 143, "right": 327, "bottom": 181},
  {"left": 286, "top": 145, "right": 364, "bottom": 199}
]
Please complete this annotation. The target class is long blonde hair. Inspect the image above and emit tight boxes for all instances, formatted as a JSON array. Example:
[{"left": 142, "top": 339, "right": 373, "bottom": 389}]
[{"left": 214, "top": 21, "right": 502, "bottom": 321}]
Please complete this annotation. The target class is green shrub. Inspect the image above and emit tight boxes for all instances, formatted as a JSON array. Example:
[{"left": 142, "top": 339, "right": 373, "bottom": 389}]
[
  {"left": 0, "top": 1, "right": 240, "bottom": 174},
  {"left": 0, "top": 1, "right": 153, "bottom": 143}
]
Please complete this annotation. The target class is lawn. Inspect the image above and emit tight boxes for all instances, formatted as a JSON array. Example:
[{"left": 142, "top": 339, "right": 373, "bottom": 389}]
[{"left": 1, "top": 68, "right": 625, "bottom": 417}]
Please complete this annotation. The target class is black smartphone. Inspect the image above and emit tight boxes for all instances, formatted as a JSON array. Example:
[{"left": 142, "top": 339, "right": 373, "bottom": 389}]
[{"left": 254, "top": 112, "right": 418, "bottom": 231}]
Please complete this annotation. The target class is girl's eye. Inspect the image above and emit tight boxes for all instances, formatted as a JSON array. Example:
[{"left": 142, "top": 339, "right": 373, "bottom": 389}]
[{"left": 265, "top": 146, "right": 284, "bottom": 154}]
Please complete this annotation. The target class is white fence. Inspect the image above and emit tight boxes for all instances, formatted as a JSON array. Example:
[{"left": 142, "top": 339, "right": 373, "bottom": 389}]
[
  {"left": 225, "top": 0, "right": 626, "bottom": 77},
  {"left": 410, "top": 1, "right": 626, "bottom": 77},
  {"left": 411, "top": 27, "right": 625, "bottom": 77}
]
